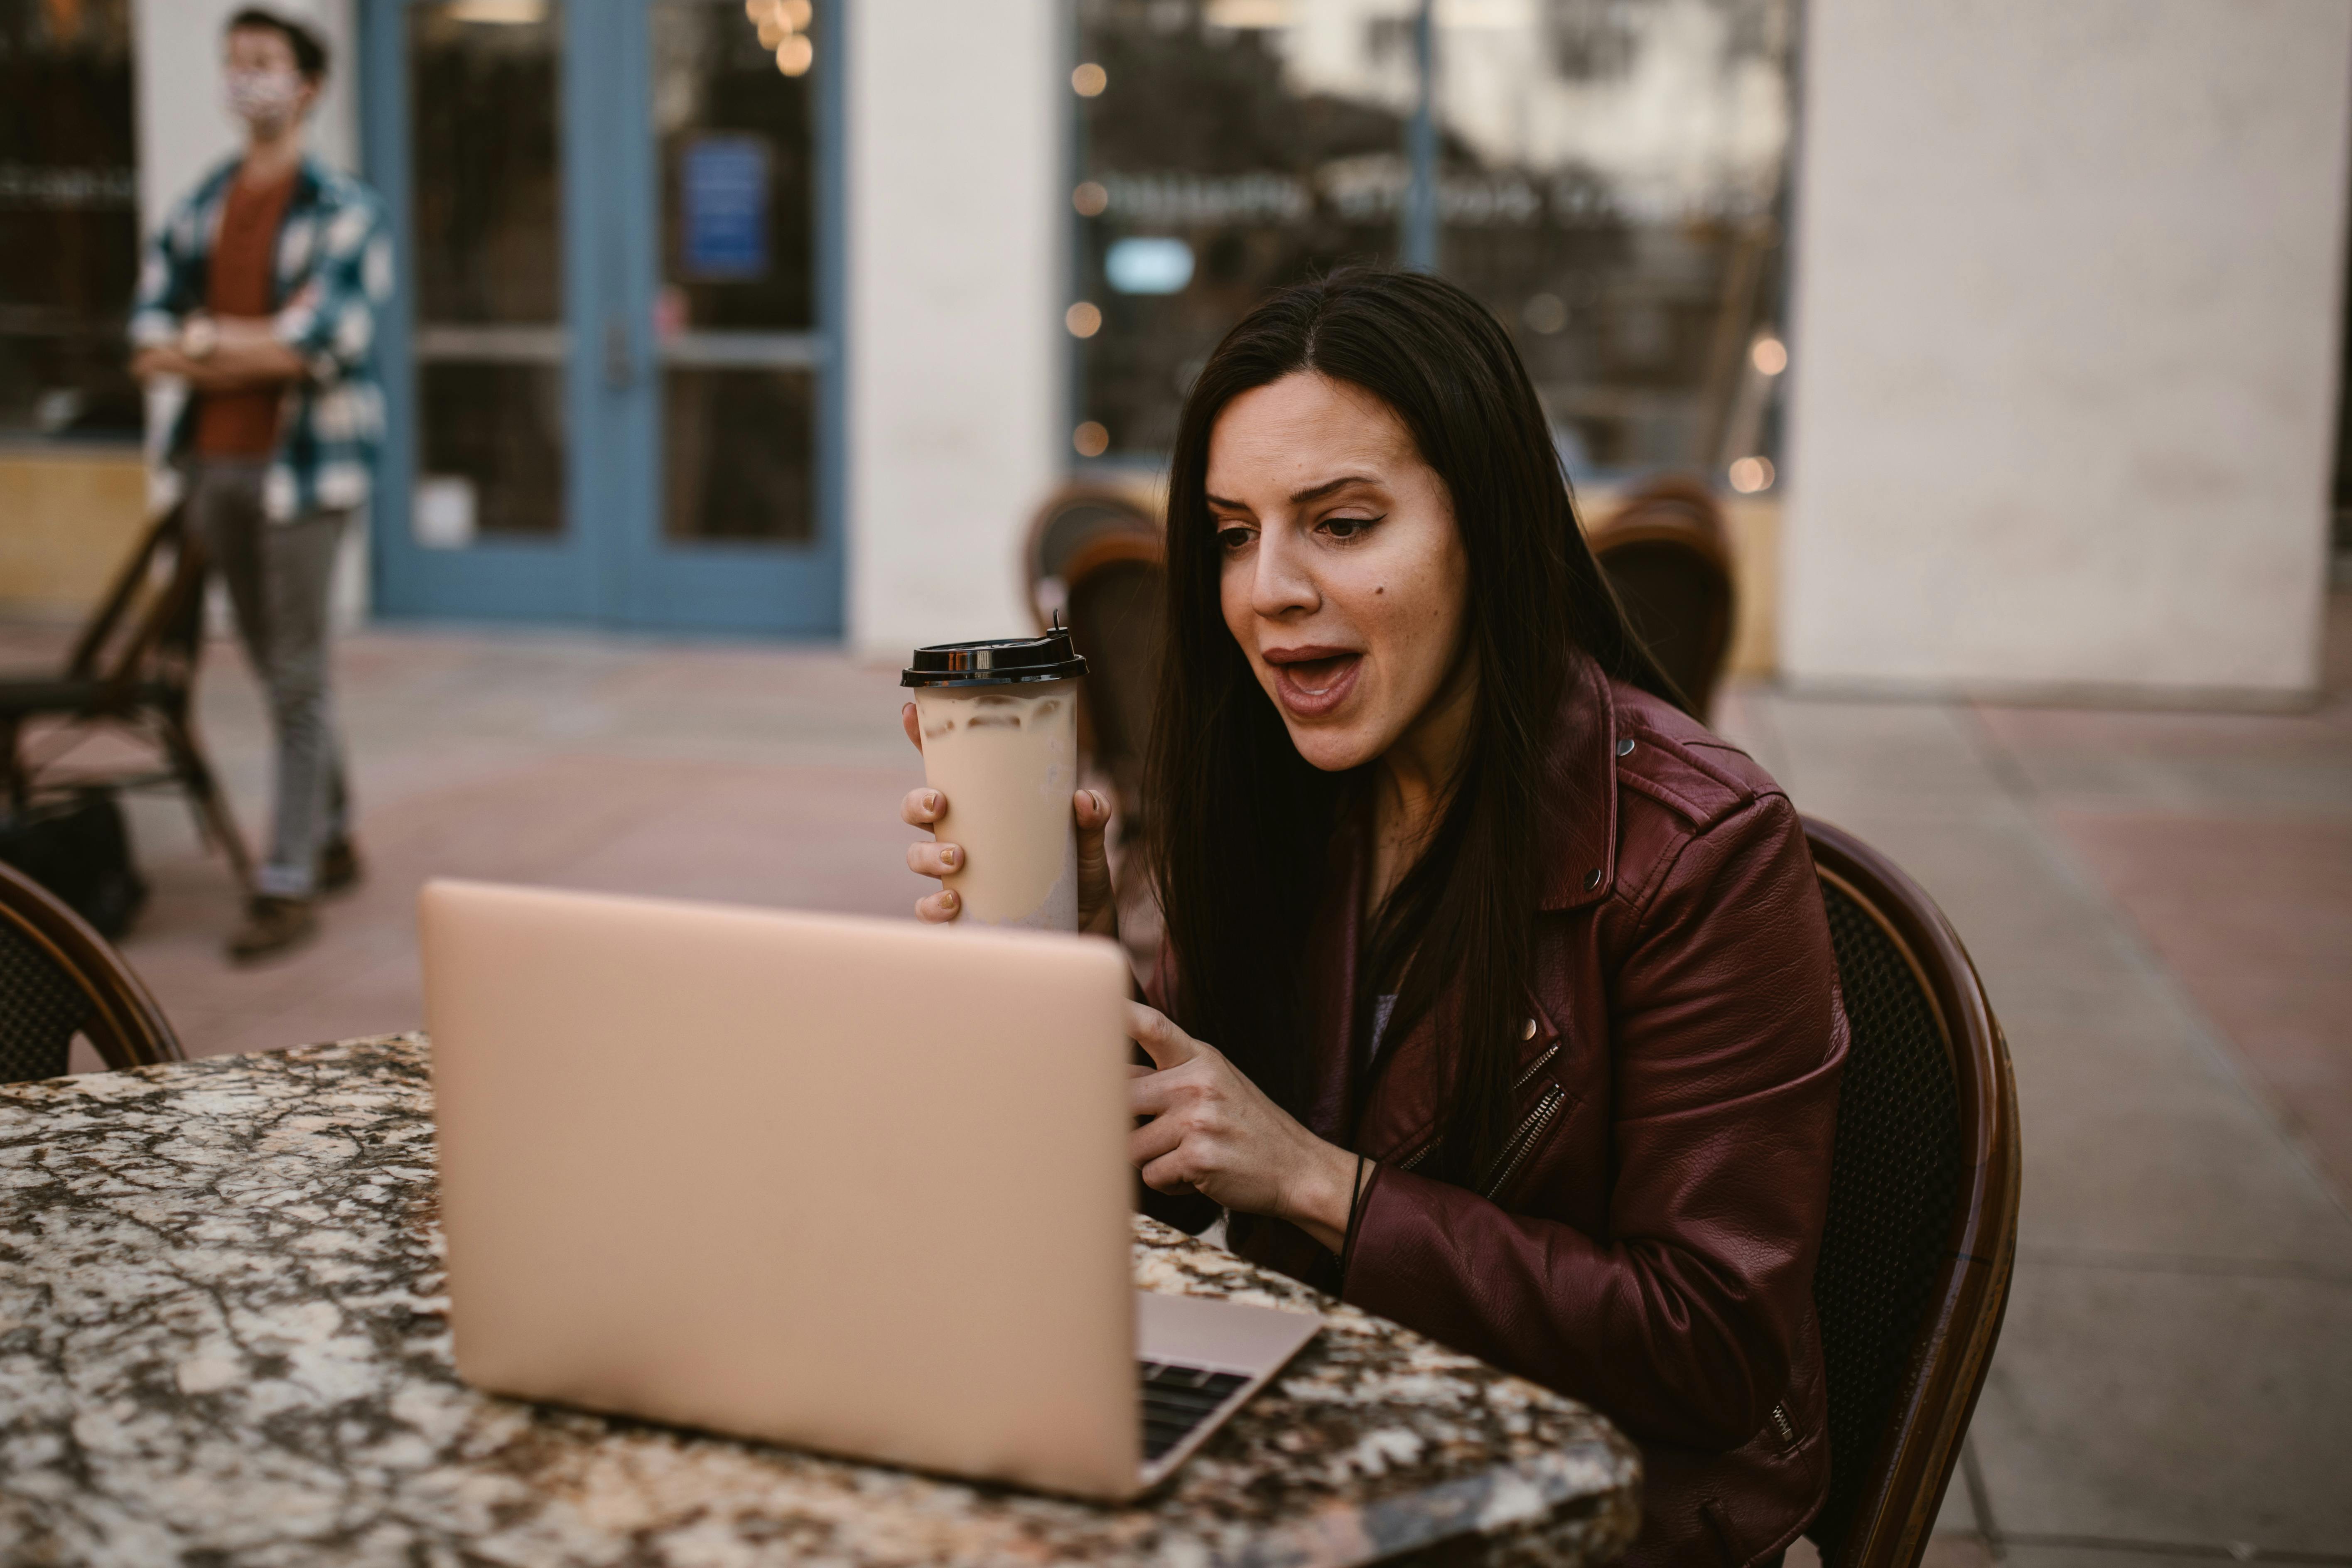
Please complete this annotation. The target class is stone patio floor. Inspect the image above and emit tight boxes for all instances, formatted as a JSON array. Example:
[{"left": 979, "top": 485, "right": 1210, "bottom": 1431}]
[{"left": 3, "top": 594, "right": 2347, "bottom": 1565}]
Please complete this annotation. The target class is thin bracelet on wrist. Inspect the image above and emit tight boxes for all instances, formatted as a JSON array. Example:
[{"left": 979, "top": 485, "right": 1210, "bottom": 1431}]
[{"left": 1338, "top": 1151, "right": 1370, "bottom": 1259}]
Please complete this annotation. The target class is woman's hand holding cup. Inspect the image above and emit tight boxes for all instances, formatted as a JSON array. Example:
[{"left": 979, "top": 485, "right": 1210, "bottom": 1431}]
[{"left": 900, "top": 702, "right": 1117, "bottom": 934}]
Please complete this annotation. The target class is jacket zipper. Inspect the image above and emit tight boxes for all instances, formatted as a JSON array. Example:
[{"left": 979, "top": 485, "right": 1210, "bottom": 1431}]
[
  {"left": 1769, "top": 1402, "right": 1796, "bottom": 1445},
  {"left": 1480, "top": 1084, "right": 1568, "bottom": 1200},
  {"left": 1510, "top": 1042, "right": 1561, "bottom": 1097},
  {"left": 1388, "top": 1043, "right": 1562, "bottom": 1177}
]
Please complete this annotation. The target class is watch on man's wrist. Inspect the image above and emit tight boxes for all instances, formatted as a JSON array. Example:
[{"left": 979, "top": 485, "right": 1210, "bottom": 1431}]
[{"left": 179, "top": 317, "right": 219, "bottom": 361}]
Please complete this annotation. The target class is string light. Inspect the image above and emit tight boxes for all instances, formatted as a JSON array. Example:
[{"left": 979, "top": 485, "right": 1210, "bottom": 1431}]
[
  {"left": 745, "top": 0, "right": 814, "bottom": 77},
  {"left": 1728, "top": 456, "right": 1775, "bottom": 493},
  {"left": 1750, "top": 335, "right": 1788, "bottom": 376},
  {"left": 1073, "top": 422, "right": 1110, "bottom": 457},
  {"left": 1065, "top": 302, "right": 1103, "bottom": 338},
  {"left": 1072, "top": 63, "right": 1107, "bottom": 96}
]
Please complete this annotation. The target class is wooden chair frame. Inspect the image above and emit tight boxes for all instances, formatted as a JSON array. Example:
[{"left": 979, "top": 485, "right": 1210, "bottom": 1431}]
[
  {"left": 1588, "top": 478, "right": 1738, "bottom": 718},
  {"left": 1020, "top": 481, "right": 1164, "bottom": 635},
  {"left": 1802, "top": 818, "right": 2022, "bottom": 1568},
  {"left": 0, "top": 858, "right": 182, "bottom": 1070},
  {"left": 0, "top": 505, "right": 255, "bottom": 895}
]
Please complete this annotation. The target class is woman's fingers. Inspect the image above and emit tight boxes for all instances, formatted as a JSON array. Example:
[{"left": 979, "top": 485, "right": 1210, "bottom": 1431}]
[
  {"left": 1073, "top": 788, "right": 1115, "bottom": 936},
  {"left": 903, "top": 780, "right": 955, "bottom": 918},
  {"left": 1125, "top": 1002, "right": 1200, "bottom": 1071},
  {"left": 901, "top": 703, "right": 923, "bottom": 753},
  {"left": 1128, "top": 1112, "right": 1185, "bottom": 1170},
  {"left": 1137, "top": 1150, "right": 1198, "bottom": 1196},
  {"left": 1128, "top": 1063, "right": 1192, "bottom": 1119},
  {"left": 904, "top": 840, "right": 962, "bottom": 880}
]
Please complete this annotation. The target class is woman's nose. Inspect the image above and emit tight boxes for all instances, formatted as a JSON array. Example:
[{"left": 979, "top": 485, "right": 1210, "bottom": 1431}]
[{"left": 1250, "top": 524, "right": 1318, "bottom": 618}]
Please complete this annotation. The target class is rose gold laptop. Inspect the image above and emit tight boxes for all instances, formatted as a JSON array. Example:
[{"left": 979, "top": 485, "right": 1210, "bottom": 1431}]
[{"left": 420, "top": 879, "right": 1318, "bottom": 1500}]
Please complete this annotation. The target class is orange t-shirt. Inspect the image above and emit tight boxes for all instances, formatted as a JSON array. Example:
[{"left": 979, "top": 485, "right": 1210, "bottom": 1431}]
[{"left": 194, "top": 169, "right": 298, "bottom": 458}]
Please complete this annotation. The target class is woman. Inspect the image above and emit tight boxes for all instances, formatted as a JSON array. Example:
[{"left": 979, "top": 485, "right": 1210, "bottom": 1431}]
[{"left": 902, "top": 269, "right": 1846, "bottom": 1567}]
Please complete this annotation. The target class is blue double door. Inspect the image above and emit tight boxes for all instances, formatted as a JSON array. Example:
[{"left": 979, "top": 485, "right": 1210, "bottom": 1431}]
[{"left": 363, "top": 0, "right": 840, "bottom": 635}]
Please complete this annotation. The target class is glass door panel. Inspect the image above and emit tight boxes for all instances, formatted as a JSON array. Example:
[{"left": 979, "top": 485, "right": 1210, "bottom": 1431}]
[
  {"left": 618, "top": 0, "right": 837, "bottom": 632},
  {"left": 369, "top": 0, "right": 839, "bottom": 631},
  {"left": 408, "top": 0, "right": 566, "bottom": 544},
  {"left": 652, "top": 0, "right": 818, "bottom": 546}
]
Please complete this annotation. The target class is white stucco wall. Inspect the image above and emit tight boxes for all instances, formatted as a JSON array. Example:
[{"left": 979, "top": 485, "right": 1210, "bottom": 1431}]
[
  {"left": 1782, "top": 0, "right": 2352, "bottom": 703},
  {"left": 845, "top": 0, "right": 1062, "bottom": 659}
]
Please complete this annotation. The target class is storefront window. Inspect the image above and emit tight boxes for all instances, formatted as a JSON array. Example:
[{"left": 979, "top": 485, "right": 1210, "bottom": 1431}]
[
  {"left": 1069, "top": 0, "right": 1411, "bottom": 461},
  {"left": 0, "top": 0, "right": 141, "bottom": 444},
  {"left": 1068, "top": 0, "right": 1793, "bottom": 486},
  {"left": 1437, "top": 0, "right": 1792, "bottom": 480}
]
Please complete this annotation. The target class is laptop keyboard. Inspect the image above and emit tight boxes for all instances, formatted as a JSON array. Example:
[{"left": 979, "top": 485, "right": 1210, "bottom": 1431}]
[{"left": 1139, "top": 1360, "right": 1252, "bottom": 1462}]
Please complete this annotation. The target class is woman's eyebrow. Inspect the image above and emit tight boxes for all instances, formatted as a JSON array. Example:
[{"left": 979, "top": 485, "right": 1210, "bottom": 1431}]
[
  {"left": 1204, "top": 475, "right": 1379, "bottom": 512},
  {"left": 1288, "top": 474, "right": 1379, "bottom": 503}
]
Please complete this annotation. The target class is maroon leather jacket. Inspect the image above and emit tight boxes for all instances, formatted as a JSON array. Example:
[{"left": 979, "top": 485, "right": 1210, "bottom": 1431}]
[{"left": 1148, "top": 655, "right": 1848, "bottom": 1567}]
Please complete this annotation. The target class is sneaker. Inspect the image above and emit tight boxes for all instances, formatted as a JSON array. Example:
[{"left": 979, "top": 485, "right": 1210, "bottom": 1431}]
[
  {"left": 227, "top": 896, "right": 317, "bottom": 963},
  {"left": 317, "top": 836, "right": 365, "bottom": 897}
]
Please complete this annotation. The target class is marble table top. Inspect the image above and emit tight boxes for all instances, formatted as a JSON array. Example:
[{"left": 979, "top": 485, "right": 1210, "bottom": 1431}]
[{"left": 0, "top": 1035, "right": 1640, "bottom": 1567}]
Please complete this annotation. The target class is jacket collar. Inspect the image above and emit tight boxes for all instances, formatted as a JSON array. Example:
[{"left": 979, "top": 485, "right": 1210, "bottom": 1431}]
[{"left": 1536, "top": 651, "right": 1620, "bottom": 912}]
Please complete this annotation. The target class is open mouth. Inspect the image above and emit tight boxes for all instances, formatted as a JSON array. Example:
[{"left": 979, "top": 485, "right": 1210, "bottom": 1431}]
[{"left": 1262, "top": 648, "right": 1363, "bottom": 719}]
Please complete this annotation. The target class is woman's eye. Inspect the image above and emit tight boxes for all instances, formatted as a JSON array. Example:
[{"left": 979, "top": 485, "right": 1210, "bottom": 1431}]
[
  {"left": 1215, "top": 525, "right": 1255, "bottom": 551},
  {"left": 1321, "top": 514, "right": 1381, "bottom": 540}
]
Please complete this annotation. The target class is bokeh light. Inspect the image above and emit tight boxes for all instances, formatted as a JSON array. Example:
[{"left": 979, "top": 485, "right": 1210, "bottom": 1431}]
[
  {"left": 1072, "top": 63, "right": 1107, "bottom": 97},
  {"left": 1073, "top": 421, "right": 1110, "bottom": 457},
  {"left": 1728, "top": 456, "right": 1776, "bottom": 493},
  {"left": 1751, "top": 336, "right": 1788, "bottom": 376},
  {"left": 1065, "top": 302, "right": 1102, "bottom": 338}
]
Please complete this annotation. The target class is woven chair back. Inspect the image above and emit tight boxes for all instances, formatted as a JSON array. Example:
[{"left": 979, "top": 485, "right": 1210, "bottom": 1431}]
[
  {"left": 0, "top": 859, "right": 182, "bottom": 1080},
  {"left": 1802, "top": 819, "right": 2020, "bottom": 1568}
]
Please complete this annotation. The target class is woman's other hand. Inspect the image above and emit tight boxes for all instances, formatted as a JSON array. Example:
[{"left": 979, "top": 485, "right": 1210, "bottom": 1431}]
[
  {"left": 1126, "top": 1001, "right": 1360, "bottom": 1253},
  {"left": 899, "top": 702, "right": 1117, "bottom": 931}
]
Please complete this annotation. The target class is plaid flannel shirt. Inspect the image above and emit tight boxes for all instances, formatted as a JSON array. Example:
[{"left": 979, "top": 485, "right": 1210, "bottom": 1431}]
[{"left": 129, "top": 155, "right": 392, "bottom": 523}]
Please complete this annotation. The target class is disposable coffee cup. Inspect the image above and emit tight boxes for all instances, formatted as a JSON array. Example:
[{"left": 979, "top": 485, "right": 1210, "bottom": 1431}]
[{"left": 901, "top": 625, "right": 1088, "bottom": 930}]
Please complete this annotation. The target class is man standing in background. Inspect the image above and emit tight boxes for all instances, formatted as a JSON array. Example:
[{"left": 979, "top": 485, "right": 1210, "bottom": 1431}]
[{"left": 129, "top": 8, "right": 389, "bottom": 962}]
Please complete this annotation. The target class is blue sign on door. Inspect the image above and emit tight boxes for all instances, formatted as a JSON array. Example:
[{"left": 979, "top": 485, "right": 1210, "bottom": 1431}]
[{"left": 681, "top": 135, "right": 769, "bottom": 279}]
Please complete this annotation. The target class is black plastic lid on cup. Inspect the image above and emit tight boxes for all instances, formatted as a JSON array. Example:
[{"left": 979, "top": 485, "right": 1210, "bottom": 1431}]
[{"left": 901, "top": 620, "right": 1088, "bottom": 688}]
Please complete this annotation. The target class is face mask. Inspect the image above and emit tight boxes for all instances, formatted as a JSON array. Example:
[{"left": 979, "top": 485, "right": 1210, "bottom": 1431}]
[{"left": 226, "top": 68, "right": 305, "bottom": 129}]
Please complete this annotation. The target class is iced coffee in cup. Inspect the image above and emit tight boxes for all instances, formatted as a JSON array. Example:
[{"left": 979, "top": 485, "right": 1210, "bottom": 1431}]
[{"left": 901, "top": 626, "right": 1088, "bottom": 930}]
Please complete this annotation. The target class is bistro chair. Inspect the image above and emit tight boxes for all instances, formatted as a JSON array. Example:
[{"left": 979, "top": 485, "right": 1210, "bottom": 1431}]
[
  {"left": 1022, "top": 483, "right": 1166, "bottom": 831},
  {"left": 1801, "top": 818, "right": 2021, "bottom": 1568},
  {"left": 1588, "top": 474, "right": 1737, "bottom": 719},
  {"left": 0, "top": 857, "right": 182, "bottom": 1083},
  {"left": 0, "top": 504, "right": 255, "bottom": 896}
]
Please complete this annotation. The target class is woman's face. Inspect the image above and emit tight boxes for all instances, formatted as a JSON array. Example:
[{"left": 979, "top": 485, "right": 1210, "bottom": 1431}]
[{"left": 1209, "top": 372, "right": 1472, "bottom": 774}]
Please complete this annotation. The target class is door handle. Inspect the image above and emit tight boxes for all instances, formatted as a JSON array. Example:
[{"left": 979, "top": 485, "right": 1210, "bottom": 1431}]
[{"left": 603, "top": 315, "right": 635, "bottom": 390}]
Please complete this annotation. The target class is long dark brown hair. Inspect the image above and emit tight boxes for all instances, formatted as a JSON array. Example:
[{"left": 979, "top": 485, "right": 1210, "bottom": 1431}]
[{"left": 1144, "top": 266, "right": 1680, "bottom": 1185}]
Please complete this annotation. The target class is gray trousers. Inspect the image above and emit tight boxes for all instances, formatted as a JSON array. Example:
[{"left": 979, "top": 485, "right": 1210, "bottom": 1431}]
[{"left": 186, "top": 461, "right": 351, "bottom": 900}]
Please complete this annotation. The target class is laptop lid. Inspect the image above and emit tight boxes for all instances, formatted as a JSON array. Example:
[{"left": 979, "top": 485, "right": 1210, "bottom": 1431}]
[{"left": 421, "top": 879, "right": 1142, "bottom": 1498}]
